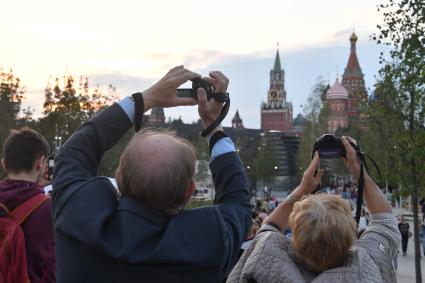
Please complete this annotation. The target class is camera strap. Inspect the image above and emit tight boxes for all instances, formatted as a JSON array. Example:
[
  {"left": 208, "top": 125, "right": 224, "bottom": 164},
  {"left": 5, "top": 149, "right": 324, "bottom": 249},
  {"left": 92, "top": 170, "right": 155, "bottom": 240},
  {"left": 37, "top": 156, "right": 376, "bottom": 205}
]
[
  {"left": 201, "top": 93, "right": 230, "bottom": 137},
  {"left": 355, "top": 152, "right": 381, "bottom": 225},
  {"left": 131, "top": 92, "right": 144, "bottom": 132}
]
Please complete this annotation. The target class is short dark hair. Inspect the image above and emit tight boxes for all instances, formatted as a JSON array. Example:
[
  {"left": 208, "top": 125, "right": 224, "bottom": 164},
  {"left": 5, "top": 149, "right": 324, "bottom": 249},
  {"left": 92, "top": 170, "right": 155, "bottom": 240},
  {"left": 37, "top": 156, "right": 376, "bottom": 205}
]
[
  {"left": 116, "top": 130, "right": 196, "bottom": 215},
  {"left": 2, "top": 127, "right": 50, "bottom": 174}
]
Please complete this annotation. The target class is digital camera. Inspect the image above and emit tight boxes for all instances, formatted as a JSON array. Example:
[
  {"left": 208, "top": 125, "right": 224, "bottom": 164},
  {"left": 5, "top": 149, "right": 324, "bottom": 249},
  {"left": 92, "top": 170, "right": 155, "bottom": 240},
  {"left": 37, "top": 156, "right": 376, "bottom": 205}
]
[
  {"left": 312, "top": 134, "right": 358, "bottom": 159},
  {"left": 176, "top": 78, "right": 215, "bottom": 101}
]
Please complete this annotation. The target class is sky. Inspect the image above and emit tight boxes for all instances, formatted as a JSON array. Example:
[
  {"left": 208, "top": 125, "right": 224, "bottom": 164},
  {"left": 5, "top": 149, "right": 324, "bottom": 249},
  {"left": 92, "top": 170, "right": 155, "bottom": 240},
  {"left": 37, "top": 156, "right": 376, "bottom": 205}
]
[{"left": 0, "top": 0, "right": 386, "bottom": 129}]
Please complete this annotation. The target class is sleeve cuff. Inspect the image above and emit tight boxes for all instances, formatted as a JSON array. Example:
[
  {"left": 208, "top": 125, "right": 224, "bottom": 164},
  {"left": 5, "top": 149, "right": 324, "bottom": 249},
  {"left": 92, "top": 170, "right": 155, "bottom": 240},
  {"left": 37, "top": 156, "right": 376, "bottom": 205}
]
[
  {"left": 258, "top": 223, "right": 281, "bottom": 234},
  {"left": 117, "top": 96, "right": 134, "bottom": 123},
  {"left": 371, "top": 213, "right": 398, "bottom": 222},
  {"left": 210, "top": 137, "right": 236, "bottom": 162}
]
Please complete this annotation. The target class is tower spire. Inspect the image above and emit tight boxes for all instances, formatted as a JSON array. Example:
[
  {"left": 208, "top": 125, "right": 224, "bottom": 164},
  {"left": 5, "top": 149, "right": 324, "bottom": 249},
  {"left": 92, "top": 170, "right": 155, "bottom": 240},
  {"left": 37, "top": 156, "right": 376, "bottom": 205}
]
[
  {"left": 344, "top": 33, "right": 362, "bottom": 75},
  {"left": 273, "top": 43, "right": 281, "bottom": 71},
  {"left": 350, "top": 32, "right": 358, "bottom": 51}
]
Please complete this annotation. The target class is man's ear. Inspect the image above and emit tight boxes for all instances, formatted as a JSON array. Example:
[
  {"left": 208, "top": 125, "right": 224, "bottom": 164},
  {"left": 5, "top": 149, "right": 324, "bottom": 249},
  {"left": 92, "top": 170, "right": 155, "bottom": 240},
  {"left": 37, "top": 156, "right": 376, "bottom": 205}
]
[
  {"left": 34, "top": 155, "right": 47, "bottom": 171},
  {"left": 1, "top": 158, "right": 7, "bottom": 172},
  {"left": 184, "top": 180, "right": 196, "bottom": 202}
]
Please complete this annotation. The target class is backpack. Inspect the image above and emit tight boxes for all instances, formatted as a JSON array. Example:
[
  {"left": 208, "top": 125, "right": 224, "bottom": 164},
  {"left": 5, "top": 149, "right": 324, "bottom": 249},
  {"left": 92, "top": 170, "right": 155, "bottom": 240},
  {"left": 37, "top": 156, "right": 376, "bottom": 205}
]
[{"left": 0, "top": 194, "right": 48, "bottom": 283}]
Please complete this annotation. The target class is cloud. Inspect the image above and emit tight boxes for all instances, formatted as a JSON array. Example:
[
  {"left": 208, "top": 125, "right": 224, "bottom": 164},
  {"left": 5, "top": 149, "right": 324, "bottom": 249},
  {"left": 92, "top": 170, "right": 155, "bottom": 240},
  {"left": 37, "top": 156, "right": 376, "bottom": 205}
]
[
  {"left": 18, "top": 35, "right": 382, "bottom": 130},
  {"left": 88, "top": 72, "right": 155, "bottom": 96}
]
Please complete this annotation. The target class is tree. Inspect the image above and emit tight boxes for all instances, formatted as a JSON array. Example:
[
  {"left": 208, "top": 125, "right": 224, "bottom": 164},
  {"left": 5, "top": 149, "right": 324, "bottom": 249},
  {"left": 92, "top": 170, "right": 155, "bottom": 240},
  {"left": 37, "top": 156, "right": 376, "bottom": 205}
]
[
  {"left": 256, "top": 132, "right": 278, "bottom": 198},
  {"left": 0, "top": 69, "right": 25, "bottom": 177},
  {"left": 372, "top": 1, "right": 425, "bottom": 281},
  {"left": 38, "top": 75, "right": 117, "bottom": 156},
  {"left": 362, "top": 78, "right": 405, "bottom": 189},
  {"left": 297, "top": 77, "right": 328, "bottom": 175}
]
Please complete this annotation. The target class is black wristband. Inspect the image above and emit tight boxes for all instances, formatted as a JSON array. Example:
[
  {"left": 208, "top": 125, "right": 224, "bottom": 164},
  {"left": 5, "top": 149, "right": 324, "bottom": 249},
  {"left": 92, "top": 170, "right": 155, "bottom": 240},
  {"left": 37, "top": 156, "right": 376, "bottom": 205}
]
[
  {"left": 131, "top": 92, "right": 144, "bottom": 132},
  {"left": 209, "top": 131, "right": 228, "bottom": 155},
  {"left": 263, "top": 221, "right": 281, "bottom": 232},
  {"left": 201, "top": 99, "right": 230, "bottom": 137}
]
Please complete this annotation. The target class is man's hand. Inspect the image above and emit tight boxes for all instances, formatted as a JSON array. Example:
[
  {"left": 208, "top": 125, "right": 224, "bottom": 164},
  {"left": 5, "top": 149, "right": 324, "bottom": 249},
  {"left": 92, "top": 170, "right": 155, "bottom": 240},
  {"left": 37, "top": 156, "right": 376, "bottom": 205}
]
[
  {"left": 341, "top": 136, "right": 362, "bottom": 179},
  {"left": 297, "top": 152, "right": 324, "bottom": 195},
  {"left": 197, "top": 71, "right": 229, "bottom": 130},
  {"left": 142, "top": 66, "right": 201, "bottom": 112}
]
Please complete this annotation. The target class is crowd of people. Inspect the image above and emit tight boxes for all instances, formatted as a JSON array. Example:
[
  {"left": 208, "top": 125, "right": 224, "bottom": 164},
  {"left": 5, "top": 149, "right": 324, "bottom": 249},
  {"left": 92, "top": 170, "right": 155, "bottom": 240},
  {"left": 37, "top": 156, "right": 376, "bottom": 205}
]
[{"left": 0, "top": 66, "right": 404, "bottom": 283}]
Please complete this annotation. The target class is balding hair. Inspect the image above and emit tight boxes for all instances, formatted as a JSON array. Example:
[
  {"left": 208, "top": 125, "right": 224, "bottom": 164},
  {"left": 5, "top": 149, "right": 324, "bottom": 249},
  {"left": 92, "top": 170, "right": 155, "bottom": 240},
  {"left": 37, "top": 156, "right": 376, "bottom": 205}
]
[{"left": 116, "top": 129, "right": 196, "bottom": 215}]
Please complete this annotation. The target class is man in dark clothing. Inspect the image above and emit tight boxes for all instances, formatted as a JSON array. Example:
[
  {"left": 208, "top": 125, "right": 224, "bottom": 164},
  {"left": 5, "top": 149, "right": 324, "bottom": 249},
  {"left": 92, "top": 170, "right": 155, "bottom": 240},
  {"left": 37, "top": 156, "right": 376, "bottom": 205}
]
[
  {"left": 398, "top": 215, "right": 410, "bottom": 256},
  {"left": 53, "top": 67, "right": 252, "bottom": 283},
  {"left": 420, "top": 198, "right": 425, "bottom": 222},
  {"left": 0, "top": 128, "right": 56, "bottom": 282}
]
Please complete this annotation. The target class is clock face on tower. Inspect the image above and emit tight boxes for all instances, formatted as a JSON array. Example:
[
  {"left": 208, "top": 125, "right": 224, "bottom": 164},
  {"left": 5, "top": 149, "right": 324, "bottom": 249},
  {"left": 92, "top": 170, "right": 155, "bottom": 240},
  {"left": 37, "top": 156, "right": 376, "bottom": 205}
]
[{"left": 270, "top": 91, "right": 278, "bottom": 100}]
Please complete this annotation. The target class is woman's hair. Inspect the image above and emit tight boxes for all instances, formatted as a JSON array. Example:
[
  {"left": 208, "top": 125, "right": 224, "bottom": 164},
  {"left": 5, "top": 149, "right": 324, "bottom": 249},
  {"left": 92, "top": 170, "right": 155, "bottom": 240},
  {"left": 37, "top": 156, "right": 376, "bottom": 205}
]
[{"left": 288, "top": 194, "right": 357, "bottom": 273}]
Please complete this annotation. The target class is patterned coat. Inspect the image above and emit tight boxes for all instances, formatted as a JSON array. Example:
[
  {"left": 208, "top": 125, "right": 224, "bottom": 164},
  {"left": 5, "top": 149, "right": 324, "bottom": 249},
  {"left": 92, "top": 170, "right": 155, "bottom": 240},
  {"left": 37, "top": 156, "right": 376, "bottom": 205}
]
[{"left": 228, "top": 213, "right": 400, "bottom": 283}]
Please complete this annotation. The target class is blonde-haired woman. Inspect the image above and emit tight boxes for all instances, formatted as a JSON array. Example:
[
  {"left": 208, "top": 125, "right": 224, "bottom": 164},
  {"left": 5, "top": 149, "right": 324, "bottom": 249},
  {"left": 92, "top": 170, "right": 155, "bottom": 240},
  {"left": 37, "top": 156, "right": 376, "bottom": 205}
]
[{"left": 228, "top": 137, "right": 400, "bottom": 283}]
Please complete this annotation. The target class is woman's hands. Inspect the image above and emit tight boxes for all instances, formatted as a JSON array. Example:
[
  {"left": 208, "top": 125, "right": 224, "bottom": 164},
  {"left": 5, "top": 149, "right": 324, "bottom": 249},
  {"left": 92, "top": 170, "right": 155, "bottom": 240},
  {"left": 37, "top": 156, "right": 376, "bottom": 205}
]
[
  {"left": 341, "top": 136, "right": 362, "bottom": 179},
  {"left": 297, "top": 152, "right": 324, "bottom": 196}
]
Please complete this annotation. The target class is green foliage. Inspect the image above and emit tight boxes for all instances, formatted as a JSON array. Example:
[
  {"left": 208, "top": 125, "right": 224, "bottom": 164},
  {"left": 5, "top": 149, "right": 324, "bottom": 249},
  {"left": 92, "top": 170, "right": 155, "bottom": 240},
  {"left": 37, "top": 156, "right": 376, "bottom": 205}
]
[
  {"left": 38, "top": 76, "right": 118, "bottom": 156},
  {"left": 255, "top": 133, "right": 278, "bottom": 187},
  {"left": 371, "top": 0, "right": 425, "bottom": 192},
  {"left": 362, "top": 79, "right": 405, "bottom": 188},
  {"left": 297, "top": 77, "right": 328, "bottom": 176},
  {"left": 371, "top": 0, "right": 425, "bottom": 279}
]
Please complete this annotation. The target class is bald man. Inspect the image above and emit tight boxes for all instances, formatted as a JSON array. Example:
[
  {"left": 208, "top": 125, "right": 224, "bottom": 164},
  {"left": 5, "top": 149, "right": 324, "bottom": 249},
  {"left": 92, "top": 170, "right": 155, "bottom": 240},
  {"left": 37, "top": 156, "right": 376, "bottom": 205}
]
[{"left": 52, "top": 67, "right": 252, "bottom": 283}]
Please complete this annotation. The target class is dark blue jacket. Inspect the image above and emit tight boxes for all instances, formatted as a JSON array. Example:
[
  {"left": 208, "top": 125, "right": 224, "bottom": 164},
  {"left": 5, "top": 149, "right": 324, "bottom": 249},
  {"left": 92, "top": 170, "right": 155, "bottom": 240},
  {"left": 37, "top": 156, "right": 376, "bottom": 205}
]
[{"left": 52, "top": 103, "right": 252, "bottom": 283}]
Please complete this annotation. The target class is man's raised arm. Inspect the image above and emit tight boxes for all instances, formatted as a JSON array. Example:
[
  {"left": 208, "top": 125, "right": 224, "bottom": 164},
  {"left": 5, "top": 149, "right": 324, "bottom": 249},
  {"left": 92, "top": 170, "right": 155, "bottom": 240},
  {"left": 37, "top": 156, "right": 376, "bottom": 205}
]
[
  {"left": 197, "top": 71, "right": 252, "bottom": 274},
  {"left": 53, "top": 66, "right": 200, "bottom": 207}
]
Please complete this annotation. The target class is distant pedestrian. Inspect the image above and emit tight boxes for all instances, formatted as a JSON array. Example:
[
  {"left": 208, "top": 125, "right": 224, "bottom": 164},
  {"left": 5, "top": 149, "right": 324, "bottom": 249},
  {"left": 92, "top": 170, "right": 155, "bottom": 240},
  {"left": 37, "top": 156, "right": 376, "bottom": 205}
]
[
  {"left": 398, "top": 215, "right": 410, "bottom": 256},
  {"left": 258, "top": 208, "right": 268, "bottom": 223},
  {"left": 420, "top": 198, "right": 425, "bottom": 222},
  {"left": 419, "top": 222, "right": 425, "bottom": 256},
  {"left": 268, "top": 199, "right": 276, "bottom": 213}
]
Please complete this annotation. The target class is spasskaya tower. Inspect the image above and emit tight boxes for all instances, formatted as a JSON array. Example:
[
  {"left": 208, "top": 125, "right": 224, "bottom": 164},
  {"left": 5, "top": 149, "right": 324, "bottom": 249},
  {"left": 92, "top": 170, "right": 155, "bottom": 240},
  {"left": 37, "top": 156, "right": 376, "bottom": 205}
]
[{"left": 261, "top": 47, "right": 293, "bottom": 132}]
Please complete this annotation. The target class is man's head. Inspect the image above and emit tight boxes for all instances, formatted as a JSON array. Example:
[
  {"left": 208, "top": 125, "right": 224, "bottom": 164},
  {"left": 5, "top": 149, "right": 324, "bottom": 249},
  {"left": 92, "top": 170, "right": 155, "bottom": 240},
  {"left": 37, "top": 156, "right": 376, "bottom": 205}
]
[
  {"left": 288, "top": 194, "right": 357, "bottom": 273},
  {"left": 116, "top": 130, "right": 197, "bottom": 215},
  {"left": 1, "top": 127, "right": 50, "bottom": 181}
]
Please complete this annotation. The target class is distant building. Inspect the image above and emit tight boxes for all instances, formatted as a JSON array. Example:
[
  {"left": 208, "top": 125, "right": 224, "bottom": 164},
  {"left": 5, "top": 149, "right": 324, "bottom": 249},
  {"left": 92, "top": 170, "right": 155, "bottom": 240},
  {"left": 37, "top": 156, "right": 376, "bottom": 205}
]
[
  {"left": 342, "top": 32, "right": 367, "bottom": 125},
  {"left": 261, "top": 48, "right": 294, "bottom": 133},
  {"left": 256, "top": 47, "right": 303, "bottom": 189},
  {"left": 323, "top": 32, "right": 368, "bottom": 133},
  {"left": 231, "top": 110, "right": 244, "bottom": 129},
  {"left": 293, "top": 114, "right": 308, "bottom": 136},
  {"left": 194, "top": 160, "right": 214, "bottom": 201},
  {"left": 326, "top": 77, "right": 349, "bottom": 133},
  {"left": 146, "top": 107, "right": 165, "bottom": 126}
]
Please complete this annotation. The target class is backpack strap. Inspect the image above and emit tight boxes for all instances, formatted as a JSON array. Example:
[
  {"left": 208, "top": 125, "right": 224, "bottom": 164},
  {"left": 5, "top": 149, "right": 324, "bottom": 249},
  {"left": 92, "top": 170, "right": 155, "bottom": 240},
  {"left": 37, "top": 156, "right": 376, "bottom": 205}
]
[
  {"left": 10, "top": 194, "right": 49, "bottom": 225},
  {"left": 0, "top": 203, "right": 12, "bottom": 216}
]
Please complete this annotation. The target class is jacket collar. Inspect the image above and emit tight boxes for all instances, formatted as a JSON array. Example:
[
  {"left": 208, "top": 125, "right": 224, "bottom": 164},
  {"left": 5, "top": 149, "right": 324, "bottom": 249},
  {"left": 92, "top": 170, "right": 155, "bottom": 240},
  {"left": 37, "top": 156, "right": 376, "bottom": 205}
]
[{"left": 117, "top": 197, "right": 169, "bottom": 226}]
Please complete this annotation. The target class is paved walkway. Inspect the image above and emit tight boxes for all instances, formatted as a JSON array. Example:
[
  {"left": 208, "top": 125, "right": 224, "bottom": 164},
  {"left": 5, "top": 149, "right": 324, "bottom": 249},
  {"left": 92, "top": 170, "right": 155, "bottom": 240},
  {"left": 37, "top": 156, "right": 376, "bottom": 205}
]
[
  {"left": 395, "top": 236, "right": 425, "bottom": 283},
  {"left": 393, "top": 208, "right": 425, "bottom": 282}
]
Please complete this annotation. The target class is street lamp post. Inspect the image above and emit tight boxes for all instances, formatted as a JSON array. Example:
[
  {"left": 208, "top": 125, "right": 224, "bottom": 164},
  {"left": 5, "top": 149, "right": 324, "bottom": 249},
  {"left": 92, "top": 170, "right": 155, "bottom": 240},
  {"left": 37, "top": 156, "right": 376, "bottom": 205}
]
[
  {"left": 54, "top": 135, "right": 62, "bottom": 156},
  {"left": 272, "top": 165, "right": 278, "bottom": 198}
]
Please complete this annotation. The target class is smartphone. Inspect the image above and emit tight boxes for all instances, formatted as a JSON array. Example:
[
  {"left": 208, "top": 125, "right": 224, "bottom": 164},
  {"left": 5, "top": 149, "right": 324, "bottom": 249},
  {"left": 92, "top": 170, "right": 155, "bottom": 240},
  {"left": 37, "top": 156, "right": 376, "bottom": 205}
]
[{"left": 48, "top": 157, "right": 55, "bottom": 180}]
